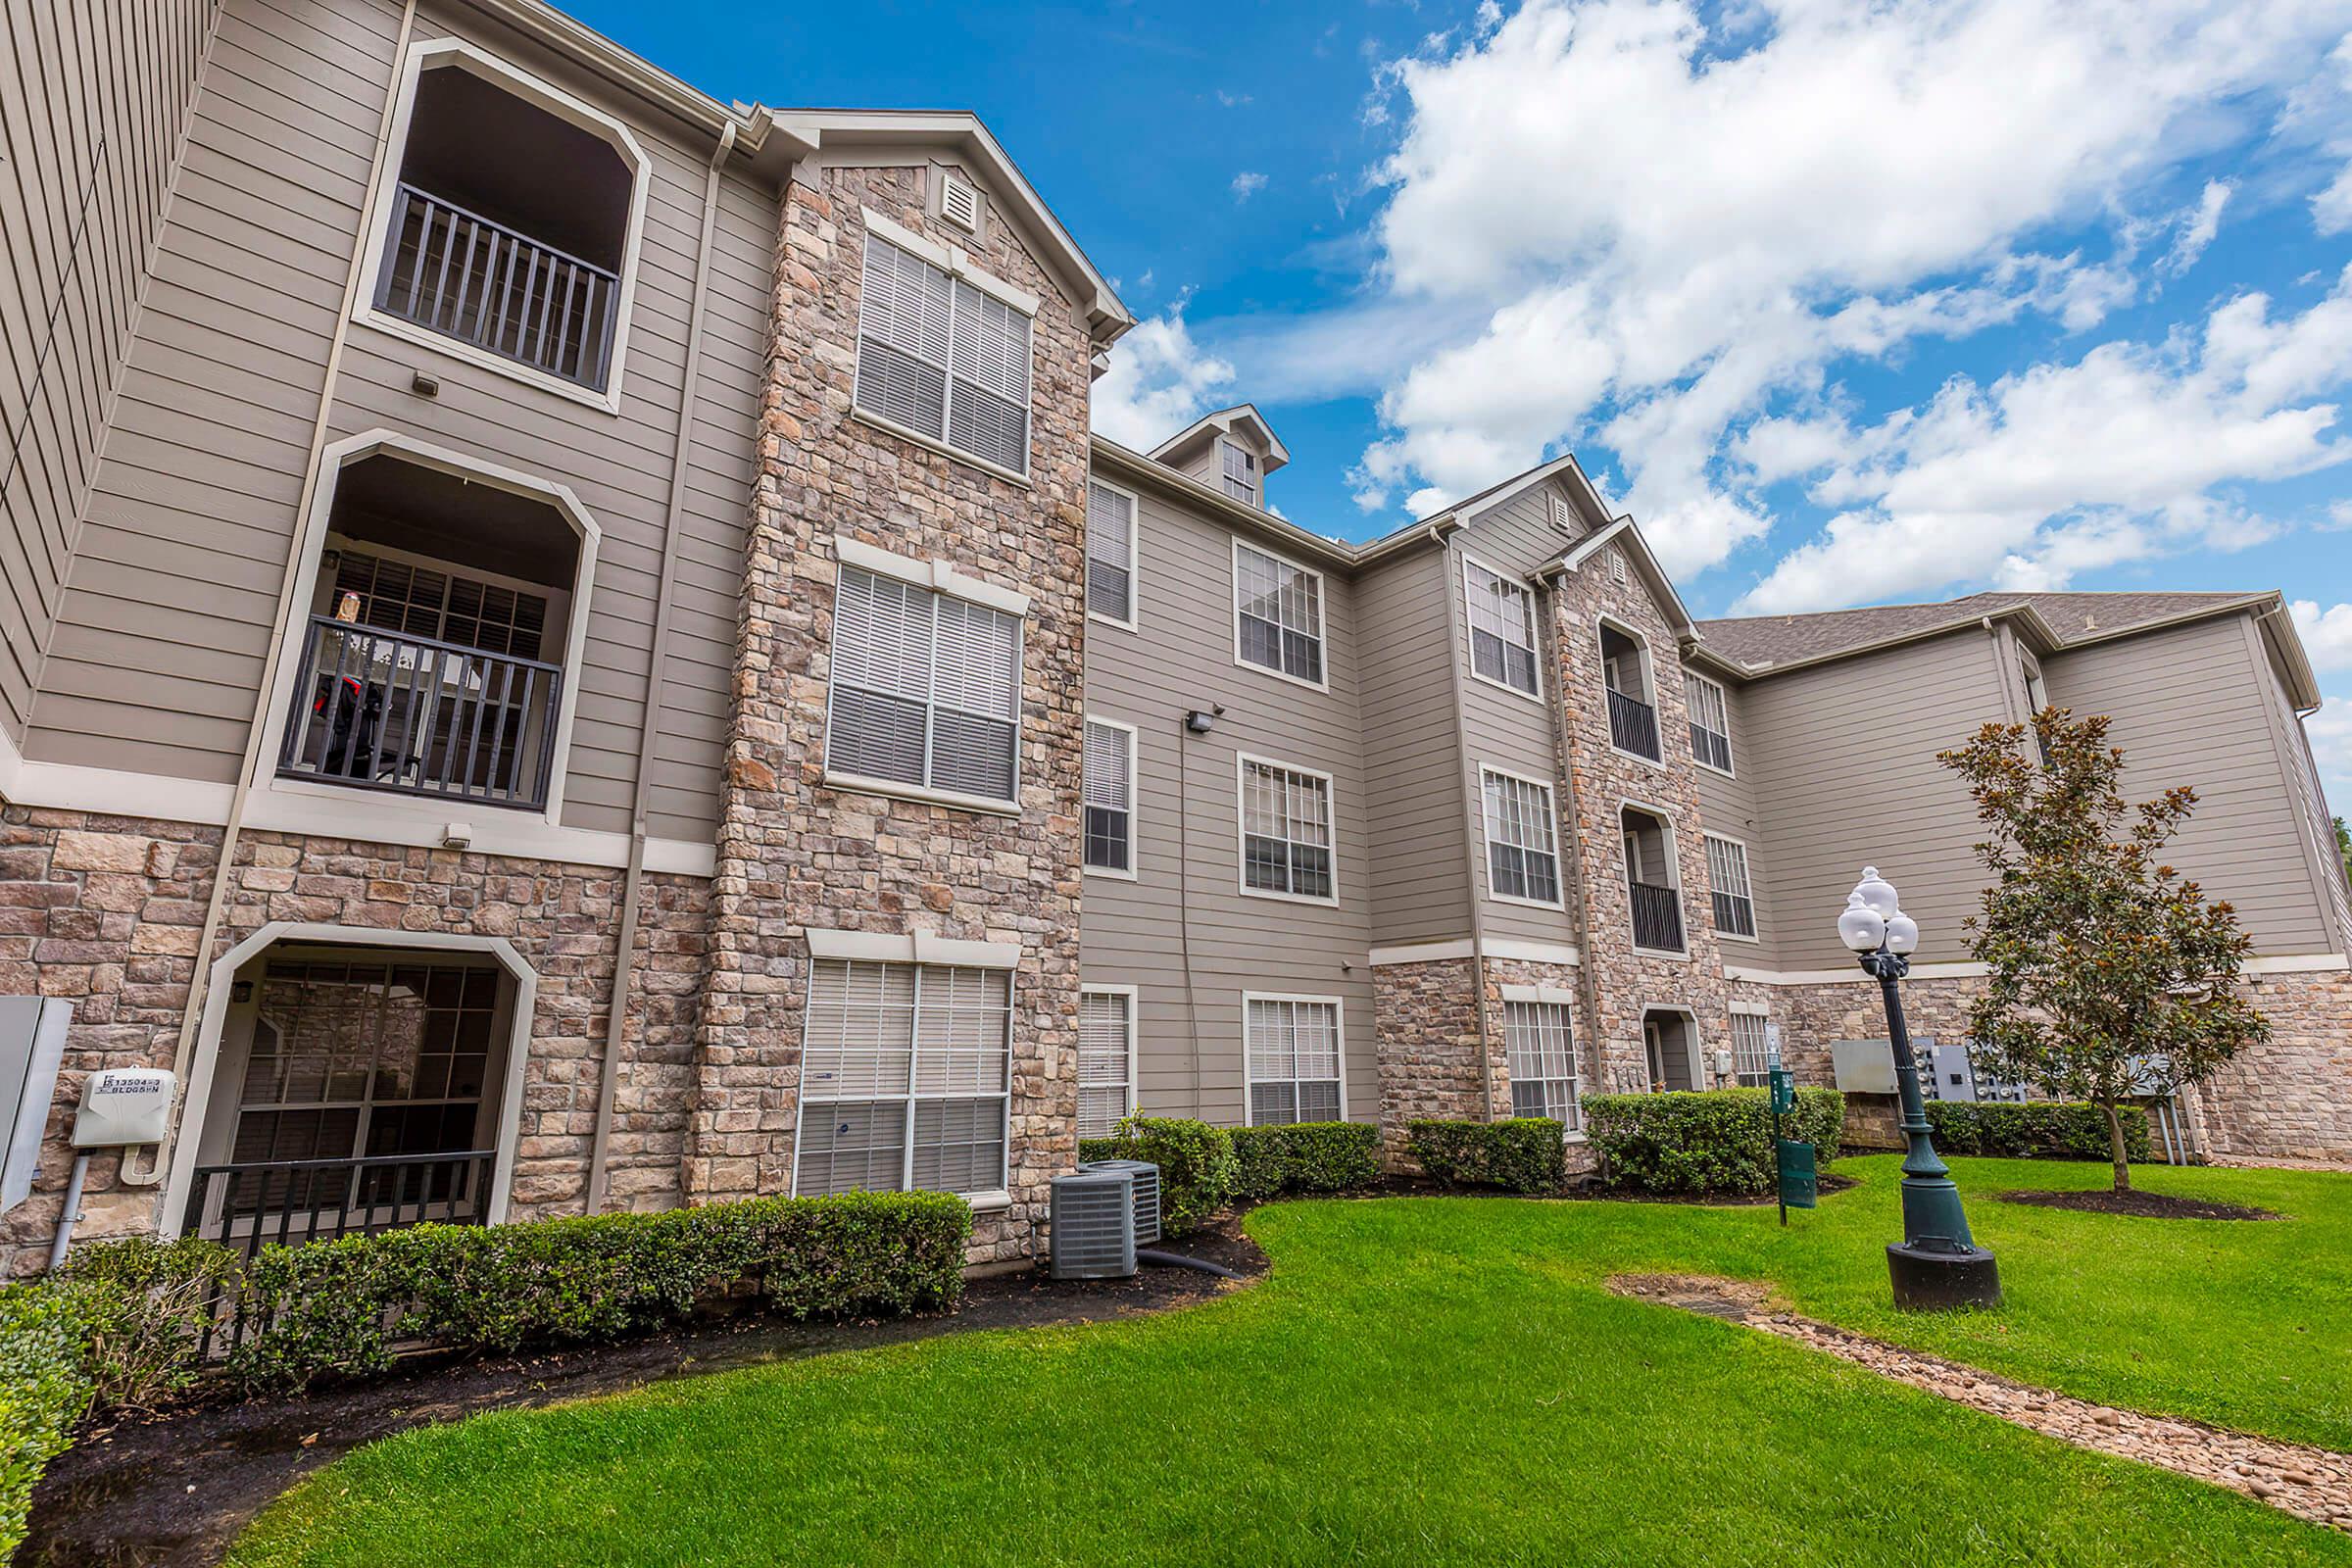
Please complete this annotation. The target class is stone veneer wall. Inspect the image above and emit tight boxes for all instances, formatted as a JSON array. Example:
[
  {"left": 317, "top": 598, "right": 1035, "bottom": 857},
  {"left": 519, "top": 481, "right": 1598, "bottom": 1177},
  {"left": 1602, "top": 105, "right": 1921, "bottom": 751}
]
[
  {"left": 689, "top": 163, "right": 1094, "bottom": 1265},
  {"left": 0, "top": 808, "right": 710, "bottom": 1273},
  {"left": 1371, "top": 955, "right": 1600, "bottom": 1175}
]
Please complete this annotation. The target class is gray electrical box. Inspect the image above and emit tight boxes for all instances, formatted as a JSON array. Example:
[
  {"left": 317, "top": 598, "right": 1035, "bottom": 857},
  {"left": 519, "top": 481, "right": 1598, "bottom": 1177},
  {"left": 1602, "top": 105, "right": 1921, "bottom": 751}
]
[
  {"left": 1831, "top": 1038, "right": 1898, "bottom": 1095},
  {"left": 0, "top": 999, "right": 71, "bottom": 1214}
]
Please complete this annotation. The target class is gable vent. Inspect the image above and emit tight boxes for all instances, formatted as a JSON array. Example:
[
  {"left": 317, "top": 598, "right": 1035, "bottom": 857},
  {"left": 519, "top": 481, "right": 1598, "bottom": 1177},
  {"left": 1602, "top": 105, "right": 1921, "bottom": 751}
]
[
  {"left": 1610, "top": 547, "right": 1629, "bottom": 586},
  {"left": 940, "top": 170, "right": 980, "bottom": 232},
  {"left": 1549, "top": 491, "right": 1575, "bottom": 533}
]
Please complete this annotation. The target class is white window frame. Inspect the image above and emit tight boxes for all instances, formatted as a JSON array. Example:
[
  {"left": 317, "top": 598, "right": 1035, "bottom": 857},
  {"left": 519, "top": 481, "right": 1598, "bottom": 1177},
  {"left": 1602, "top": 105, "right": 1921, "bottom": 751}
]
[
  {"left": 1085, "top": 478, "right": 1141, "bottom": 632},
  {"left": 1621, "top": 796, "right": 1687, "bottom": 957},
  {"left": 1685, "top": 669, "right": 1735, "bottom": 776},
  {"left": 1461, "top": 553, "right": 1544, "bottom": 703},
  {"left": 1728, "top": 1003, "right": 1773, "bottom": 1088},
  {"left": 1242, "top": 991, "right": 1348, "bottom": 1127},
  {"left": 1220, "top": 438, "right": 1259, "bottom": 507},
  {"left": 1236, "top": 752, "right": 1341, "bottom": 908},
  {"left": 1502, "top": 996, "right": 1583, "bottom": 1135},
  {"left": 850, "top": 214, "right": 1039, "bottom": 483},
  {"left": 1077, "top": 983, "right": 1139, "bottom": 1138},
  {"left": 350, "top": 38, "right": 651, "bottom": 416},
  {"left": 1082, "top": 715, "right": 1139, "bottom": 881},
  {"left": 1479, "top": 764, "right": 1565, "bottom": 910},
  {"left": 1595, "top": 612, "right": 1666, "bottom": 769},
  {"left": 820, "top": 537, "right": 1029, "bottom": 816},
  {"left": 1704, "top": 831, "right": 1759, "bottom": 945},
  {"left": 1231, "top": 538, "right": 1330, "bottom": 693}
]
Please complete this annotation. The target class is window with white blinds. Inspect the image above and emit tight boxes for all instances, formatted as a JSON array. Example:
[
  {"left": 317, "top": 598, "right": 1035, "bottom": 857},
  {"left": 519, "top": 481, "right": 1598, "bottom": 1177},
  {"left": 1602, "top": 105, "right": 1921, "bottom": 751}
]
[
  {"left": 795, "top": 958, "right": 1011, "bottom": 1198},
  {"left": 1246, "top": 996, "right": 1342, "bottom": 1125},
  {"left": 332, "top": 549, "right": 550, "bottom": 661},
  {"left": 854, "top": 235, "right": 1033, "bottom": 475},
  {"left": 1504, "top": 1001, "right": 1580, "bottom": 1131},
  {"left": 1730, "top": 1009, "right": 1772, "bottom": 1087},
  {"left": 1077, "top": 988, "right": 1134, "bottom": 1138},
  {"left": 1686, "top": 670, "right": 1733, "bottom": 772},
  {"left": 1234, "top": 542, "right": 1324, "bottom": 686},
  {"left": 1483, "top": 769, "right": 1562, "bottom": 906},
  {"left": 1221, "top": 440, "right": 1259, "bottom": 506},
  {"left": 1705, "top": 834, "right": 1756, "bottom": 939},
  {"left": 1083, "top": 718, "right": 1134, "bottom": 874},
  {"left": 1240, "top": 758, "right": 1336, "bottom": 903},
  {"left": 1464, "top": 559, "right": 1541, "bottom": 697},
  {"left": 1086, "top": 482, "right": 1137, "bottom": 625},
  {"left": 826, "top": 565, "right": 1022, "bottom": 806}
]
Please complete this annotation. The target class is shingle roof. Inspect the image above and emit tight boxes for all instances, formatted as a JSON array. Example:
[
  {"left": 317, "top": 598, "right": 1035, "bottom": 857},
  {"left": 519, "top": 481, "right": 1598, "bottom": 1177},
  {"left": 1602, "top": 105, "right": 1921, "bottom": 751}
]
[{"left": 1694, "top": 590, "right": 2264, "bottom": 671}]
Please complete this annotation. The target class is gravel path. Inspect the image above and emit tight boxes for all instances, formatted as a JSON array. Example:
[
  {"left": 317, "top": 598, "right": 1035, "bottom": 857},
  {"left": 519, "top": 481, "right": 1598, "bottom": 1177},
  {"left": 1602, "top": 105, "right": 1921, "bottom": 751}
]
[{"left": 1610, "top": 1274, "right": 2352, "bottom": 1534}]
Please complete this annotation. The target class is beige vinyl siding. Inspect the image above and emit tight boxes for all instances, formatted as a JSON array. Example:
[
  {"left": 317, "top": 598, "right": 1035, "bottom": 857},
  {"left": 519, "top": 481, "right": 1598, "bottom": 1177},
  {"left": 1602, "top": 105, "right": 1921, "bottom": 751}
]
[
  {"left": 2044, "top": 613, "right": 2338, "bottom": 956},
  {"left": 1689, "top": 673, "right": 1773, "bottom": 955},
  {"left": 1078, "top": 477, "right": 1375, "bottom": 1128},
  {"left": 0, "top": 0, "right": 220, "bottom": 742},
  {"left": 29, "top": 0, "right": 765, "bottom": 845},
  {"left": 1738, "top": 626, "right": 2010, "bottom": 971},
  {"left": 1356, "top": 548, "right": 1469, "bottom": 946}
]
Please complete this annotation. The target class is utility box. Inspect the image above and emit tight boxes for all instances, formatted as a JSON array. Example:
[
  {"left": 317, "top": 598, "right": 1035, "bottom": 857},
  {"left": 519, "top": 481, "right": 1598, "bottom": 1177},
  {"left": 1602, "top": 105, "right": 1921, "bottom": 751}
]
[
  {"left": 73, "top": 1067, "right": 174, "bottom": 1150},
  {"left": 1831, "top": 1038, "right": 1898, "bottom": 1095},
  {"left": 0, "top": 999, "right": 72, "bottom": 1214},
  {"left": 1914, "top": 1041, "right": 1973, "bottom": 1102}
]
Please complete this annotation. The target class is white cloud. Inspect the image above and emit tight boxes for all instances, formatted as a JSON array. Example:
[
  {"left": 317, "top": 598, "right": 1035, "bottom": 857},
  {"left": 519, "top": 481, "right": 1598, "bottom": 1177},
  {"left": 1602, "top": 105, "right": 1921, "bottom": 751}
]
[
  {"left": 2160, "top": 179, "right": 2232, "bottom": 276},
  {"left": 2308, "top": 694, "right": 2352, "bottom": 806},
  {"left": 1089, "top": 308, "right": 1236, "bottom": 451},
  {"left": 1231, "top": 172, "right": 1268, "bottom": 202},
  {"left": 2294, "top": 599, "right": 2352, "bottom": 668}
]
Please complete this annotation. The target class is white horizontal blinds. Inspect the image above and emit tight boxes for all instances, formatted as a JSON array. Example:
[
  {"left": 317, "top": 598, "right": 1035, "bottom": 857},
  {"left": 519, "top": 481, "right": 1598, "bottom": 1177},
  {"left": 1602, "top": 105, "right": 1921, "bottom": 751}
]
[
  {"left": 335, "top": 550, "right": 549, "bottom": 661},
  {"left": 1077, "top": 990, "right": 1132, "bottom": 1138},
  {"left": 1083, "top": 720, "right": 1132, "bottom": 872},
  {"left": 947, "top": 281, "right": 1032, "bottom": 473},
  {"left": 1705, "top": 834, "right": 1756, "bottom": 939},
  {"left": 1465, "top": 562, "right": 1540, "bottom": 695},
  {"left": 1246, "top": 998, "right": 1342, "bottom": 1125},
  {"left": 1503, "top": 1001, "right": 1580, "bottom": 1131},
  {"left": 1234, "top": 544, "right": 1324, "bottom": 684},
  {"left": 1483, "top": 771, "right": 1561, "bottom": 905},
  {"left": 1221, "top": 440, "right": 1257, "bottom": 505},
  {"left": 1242, "top": 760, "right": 1334, "bottom": 899},
  {"left": 855, "top": 237, "right": 953, "bottom": 437},
  {"left": 826, "top": 565, "right": 1021, "bottom": 804},
  {"left": 1686, "top": 671, "right": 1732, "bottom": 770},
  {"left": 796, "top": 959, "right": 1010, "bottom": 1197},
  {"left": 1730, "top": 1010, "right": 1772, "bottom": 1087},
  {"left": 1085, "top": 482, "right": 1135, "bottom": 621}
]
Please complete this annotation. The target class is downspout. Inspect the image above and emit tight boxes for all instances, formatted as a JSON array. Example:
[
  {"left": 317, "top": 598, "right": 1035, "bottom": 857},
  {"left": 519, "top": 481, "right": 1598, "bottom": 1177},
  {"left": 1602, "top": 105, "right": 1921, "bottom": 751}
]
[
  {"left": 1437, "top": 537, "right": 1494, "bottom": 1121},
  {"left": 584, "top": 120, "right": 737, "bottom": 1213},
  {"left": 122, "top": 0, "right": 421, "bottom": 1189}
]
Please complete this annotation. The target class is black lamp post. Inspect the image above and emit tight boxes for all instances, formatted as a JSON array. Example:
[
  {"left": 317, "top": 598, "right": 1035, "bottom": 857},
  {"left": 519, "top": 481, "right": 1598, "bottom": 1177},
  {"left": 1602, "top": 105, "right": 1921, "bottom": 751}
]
[{"left": 1838, "top": 867, "right": 2001, "bottom": 1311}]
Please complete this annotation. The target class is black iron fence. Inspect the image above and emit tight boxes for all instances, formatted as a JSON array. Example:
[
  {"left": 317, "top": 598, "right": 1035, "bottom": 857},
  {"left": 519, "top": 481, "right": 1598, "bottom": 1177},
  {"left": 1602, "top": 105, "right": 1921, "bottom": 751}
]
[
  {"left": 1630, "top": 880, "right": 1684, "bottom": 953},
  {"left": 1608, "top": 688, "right": 1659, "bottom": 760}
]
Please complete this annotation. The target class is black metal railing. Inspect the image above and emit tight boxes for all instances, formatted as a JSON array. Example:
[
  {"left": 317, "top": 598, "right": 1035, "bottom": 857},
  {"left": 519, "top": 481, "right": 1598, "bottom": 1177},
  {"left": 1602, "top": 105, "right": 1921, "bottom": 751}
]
[
  {"left": 181, "top": 1149, "right": 495, "bottom": 1359},
  {"left": 278, "top": 615, "right": 563, "bottom": 810},
  {"left": 1608, "top": 688, "right": 1660, "bottom": 760},
  {"left": 375, "top": 182, "right": 620, "bottom": 390},
  {"left": 1630, "top": 880, "right": 1684, "bottom": 952}
]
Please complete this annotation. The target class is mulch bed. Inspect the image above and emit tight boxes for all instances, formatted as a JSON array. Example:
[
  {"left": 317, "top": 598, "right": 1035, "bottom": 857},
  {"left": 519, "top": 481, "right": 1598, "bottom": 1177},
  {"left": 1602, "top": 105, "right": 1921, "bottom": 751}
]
[
  {"left": 20, "top": 1220, "right": 1267, "bottom": 1568},
  {"left": 1997, "top": 1188, "right": 2284, "bottom": 1222}
]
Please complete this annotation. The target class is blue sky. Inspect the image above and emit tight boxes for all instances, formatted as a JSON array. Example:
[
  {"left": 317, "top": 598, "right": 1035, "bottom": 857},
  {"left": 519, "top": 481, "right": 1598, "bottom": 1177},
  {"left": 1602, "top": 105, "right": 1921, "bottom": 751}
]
[{"left": 569, "top": 0, "right": 2352, "bottom": 801}]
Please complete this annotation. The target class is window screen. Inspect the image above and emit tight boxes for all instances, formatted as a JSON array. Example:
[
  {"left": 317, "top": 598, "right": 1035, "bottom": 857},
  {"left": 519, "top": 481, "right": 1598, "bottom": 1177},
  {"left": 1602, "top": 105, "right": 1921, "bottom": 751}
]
[
  {"left": 1705, "top": 834, "right": 1756, "bottom": 939},
  {"left": 1084, "top": 720, "right": 1133, "bottom": 873},
  {"left": 1078, "top": 989, "right": 1133, "bottom": 1139},
  {"left": 855, "top": 235, "right": 1033, "bottom": 474},
  {"left": 1234, "top": 544, "right": 1324, "bottom": 685},
  {"left": 1086, "top": 483, "right": 1136, "bottom": 623},
  {"left": 1686, "top": 671, "right": 1733, "bottom": 772},
  {"left": 1241, "top": 759, "right": 1335, "bottom": 901},
  {"left": 1504, "top": 1001, "right": 1580, "bottom": 1131},
  {"left": 1465, "top": 560, "right": 1540, "bottom": 696},
  {"left": 1246, "top": 997, "right": 1342, "bottom": 1126},
  {"left": 1483, "top": 770, "right": 1561, "bottom": 905},
  {"left": 1730, "top": 1010, "right": 1772, "bottom": 1088},
  {"left": 827, "top": 565, "right": 1021, "bottom": 805}
]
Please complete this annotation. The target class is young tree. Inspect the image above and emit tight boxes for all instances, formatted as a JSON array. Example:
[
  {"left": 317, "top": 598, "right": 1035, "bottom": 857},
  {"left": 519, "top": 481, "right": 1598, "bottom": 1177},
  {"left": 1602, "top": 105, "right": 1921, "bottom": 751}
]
[
  {"left": 2337, "top": 815, "right": 2351, "bottom": 890},
  {"left": 1938, "top": 709, "right": 2267, "bottom": 1193}
]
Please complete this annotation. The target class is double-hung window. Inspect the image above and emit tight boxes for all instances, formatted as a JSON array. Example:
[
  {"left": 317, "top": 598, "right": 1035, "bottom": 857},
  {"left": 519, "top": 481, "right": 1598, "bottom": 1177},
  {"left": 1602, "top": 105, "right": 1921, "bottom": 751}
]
[
  {"left": 1221, "top": 440, "right": 1258, "bottom": 506},
  {"left": 1504, "top": 1001, "right": 1581, "bottom": 1131},
  {"left": 1705, "top": 833, "right": 1757, "bottom": 940},
  {"left": 795, "top": 958, "right": 1010, "bottom": 1198},
  {"left": 1686, "top": 670, "right": 1733, "bottom": 772},
  {"left": 1730, "top": 1009, "right": 1772, "bottom": 1088},
  {"left": 1077, "top": 987, "right": 1135, "bottom": 1138},
  {"left": 1234, "top": 542, "right": 1325, "bottom": 686},
  {"left": 1464, "top": 558, "right": 1541, "bottom": 697},
  {"left": 1240, "top": 757, "right": 1336, "bottom": 903},
  {"left": 1086, "top": 481, "right": 1138, "bottom": 626},
  {"left": 1246, "top": 996, "right": 1343, "bottom": 1125},
  {"left": 855, "top": 233, "right": 1033, "bottom": 475},
  {"left": 1083, "top": 718, "right": 1136, "bottom": 875},
  {"left": 1482, "top": 768, "right": 1562, "bottom": 906},
  {"left": 826, "top": 564, "right": 1021, "bottom": 808}
]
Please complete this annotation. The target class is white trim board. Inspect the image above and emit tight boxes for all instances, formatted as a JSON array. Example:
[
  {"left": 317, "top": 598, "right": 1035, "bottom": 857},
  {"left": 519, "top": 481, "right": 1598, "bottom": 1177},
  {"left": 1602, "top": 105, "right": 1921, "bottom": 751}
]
[{"left": 1369, "top": 938, "right": 1582, "bottom": 968}]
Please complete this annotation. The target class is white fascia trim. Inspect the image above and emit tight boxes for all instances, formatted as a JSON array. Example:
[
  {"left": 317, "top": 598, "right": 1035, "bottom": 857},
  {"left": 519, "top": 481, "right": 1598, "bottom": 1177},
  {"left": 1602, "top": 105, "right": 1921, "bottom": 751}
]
[
  {"left": 1498, "top": 981, "right": 1577, "bottom": 1005},
  {"left": 2244, "top": 954, "right": 2352, "bottom": 974},
  {"left": 835, "top": 536, "right": 1031, "bottom": 616},
  {"left": 1489, "top": 938, "right": 1582, "bottom": 965},
  {"left": 1367, "top": 938, "right": 1581, "bottom": 967},
  {"left": 1729, "top": 999, "right": 1771, "bottom": 1016},
  {"left": 804, "top": 927, "right": 1022, "bottom": 969},
  {"left": 861, "top": 207, "right": 1040, "bottom": 316}
]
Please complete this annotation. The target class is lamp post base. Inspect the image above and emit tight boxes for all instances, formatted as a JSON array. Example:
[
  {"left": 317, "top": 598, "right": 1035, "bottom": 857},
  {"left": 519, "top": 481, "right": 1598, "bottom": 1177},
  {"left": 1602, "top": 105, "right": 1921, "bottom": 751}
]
[{"left": 1886, "top": 1243, "right": 2002, "bottom": 1312}]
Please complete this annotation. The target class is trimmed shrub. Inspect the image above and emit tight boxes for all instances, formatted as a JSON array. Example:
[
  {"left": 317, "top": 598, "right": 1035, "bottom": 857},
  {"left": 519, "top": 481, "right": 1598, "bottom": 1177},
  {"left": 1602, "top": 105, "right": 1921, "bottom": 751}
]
[
  {"left": 1082, "top": 1117, "right": 1237, "bottom": 1236},
  {"left": 56, "top": 1235, "right": 239, "bottom": 1407},
  {"left": 1924, "top": 1101, "right": 2152, "bottom": 1161},
  {"left": 1583, "top": 1089, "right": 1844, "bottom": 1197},
  {"left": 1406, "top": 1119, "right": 1568, "bottom": 1195},
  {"left": 1228, "top": 1121, "right": 1382, "bottom": 1200},
  {"left": 0, "top": 1283, "right": 96, "bottom": 1559}
]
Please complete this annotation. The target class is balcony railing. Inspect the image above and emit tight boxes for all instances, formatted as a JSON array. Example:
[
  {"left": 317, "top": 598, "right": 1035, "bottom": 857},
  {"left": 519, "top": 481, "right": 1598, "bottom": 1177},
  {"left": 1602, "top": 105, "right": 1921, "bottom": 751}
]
[
  {"left": 279, "top": 615, "right": 562, "bottom": 810},
  {"left": 1608, "top": 688, "right": 1660, "bottom": 760},
  {"left": 374, "top": 182, "right": 619, "bottom": 390},
  {"left": 1630, "top": 880, "right": 1685, "bottom": 953}
]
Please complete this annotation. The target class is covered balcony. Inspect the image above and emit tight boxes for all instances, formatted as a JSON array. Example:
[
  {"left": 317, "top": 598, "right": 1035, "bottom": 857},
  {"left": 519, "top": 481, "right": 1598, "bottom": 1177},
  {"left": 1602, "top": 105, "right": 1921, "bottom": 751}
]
[
  {"left": 1600, "top": 622, "right": 1659, "bottom": 760},
  {"left": 1622, "top": 806, "right": 1684, "bottom": 955}
]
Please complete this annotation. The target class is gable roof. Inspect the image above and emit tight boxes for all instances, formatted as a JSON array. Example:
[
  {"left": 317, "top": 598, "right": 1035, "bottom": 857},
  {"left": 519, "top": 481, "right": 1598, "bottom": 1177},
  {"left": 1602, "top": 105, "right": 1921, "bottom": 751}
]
[
  {"left": 1149, "top": 405, "right": 1291, "bottom": 472},
  {"left": 1533, "top": 517, "right": 1696, "bottom": 640},
  {"left": 1694, "top": 591, "right": 2262, "bottom": 670}
]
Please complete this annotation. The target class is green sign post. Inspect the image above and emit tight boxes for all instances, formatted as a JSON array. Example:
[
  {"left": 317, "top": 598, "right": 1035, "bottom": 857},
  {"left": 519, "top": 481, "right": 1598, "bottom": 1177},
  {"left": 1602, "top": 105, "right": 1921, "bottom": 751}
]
[{"left": 1767, "top": 1066, "right": 1815, "bottom": 1223}]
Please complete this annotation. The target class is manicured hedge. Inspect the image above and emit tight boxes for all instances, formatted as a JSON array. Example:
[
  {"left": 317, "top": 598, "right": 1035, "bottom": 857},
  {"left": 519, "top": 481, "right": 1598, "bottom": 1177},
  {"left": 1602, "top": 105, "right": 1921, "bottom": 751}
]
[
  {"left": 1229, "top": 1122, "right": 1382, "bottom": 1200},
  {"left": 1406, "top": 1118, "right": 1569, "bottom": 1194},
  {"left": 1583, "top": 1089, "right": 1844, "bottom": 1197},
  {"left": 0, "top": 1284, "right": 97, "bottom": 1560},
  {"left": 1925, "top": 1101, "right": 2152, "bottom": 1162},
  {"left": 1078, "top": 1117, "right": 1237, "bottom": 1236}
]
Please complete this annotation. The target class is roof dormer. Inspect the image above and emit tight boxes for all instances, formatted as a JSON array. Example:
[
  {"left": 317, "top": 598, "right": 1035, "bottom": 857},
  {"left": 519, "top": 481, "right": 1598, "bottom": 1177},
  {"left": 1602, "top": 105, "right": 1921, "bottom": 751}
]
[{"left": 1148, "top": 404, "right": 1290, "bottom": 511}]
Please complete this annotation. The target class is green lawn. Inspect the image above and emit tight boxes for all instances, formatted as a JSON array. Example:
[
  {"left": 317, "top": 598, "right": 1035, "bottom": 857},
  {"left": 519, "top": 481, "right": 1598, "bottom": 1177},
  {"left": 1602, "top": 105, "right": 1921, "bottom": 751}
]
[{"left": 232, "top": 1157, "right": 2352, "bottom": 1567}]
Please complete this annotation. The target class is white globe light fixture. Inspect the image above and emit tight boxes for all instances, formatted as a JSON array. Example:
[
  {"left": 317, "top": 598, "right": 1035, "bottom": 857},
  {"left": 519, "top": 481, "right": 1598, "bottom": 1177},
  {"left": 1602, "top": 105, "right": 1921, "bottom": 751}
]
[{"left": 1838, "top": 891, "right": 1886, "bottom": 954}]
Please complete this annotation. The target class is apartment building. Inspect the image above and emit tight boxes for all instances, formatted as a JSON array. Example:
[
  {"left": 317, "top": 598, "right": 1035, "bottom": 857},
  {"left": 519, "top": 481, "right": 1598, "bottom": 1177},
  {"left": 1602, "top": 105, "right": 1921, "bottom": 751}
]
[{"left": 0, "top": 0, "right": 2343, "bottom": 1273}]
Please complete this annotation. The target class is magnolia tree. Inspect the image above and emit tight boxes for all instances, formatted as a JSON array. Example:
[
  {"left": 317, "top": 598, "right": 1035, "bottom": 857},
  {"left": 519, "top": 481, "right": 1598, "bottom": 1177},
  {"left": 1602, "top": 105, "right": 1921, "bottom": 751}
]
[{"left": 1938, "top": 709, "right": 2267, "bottom": 1193}]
